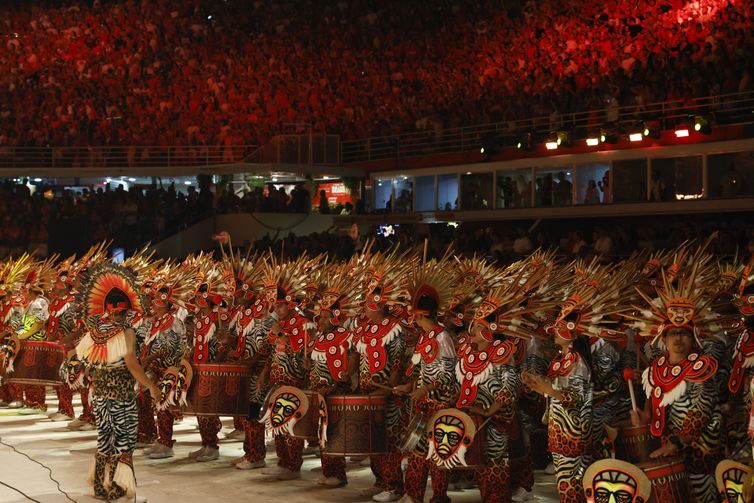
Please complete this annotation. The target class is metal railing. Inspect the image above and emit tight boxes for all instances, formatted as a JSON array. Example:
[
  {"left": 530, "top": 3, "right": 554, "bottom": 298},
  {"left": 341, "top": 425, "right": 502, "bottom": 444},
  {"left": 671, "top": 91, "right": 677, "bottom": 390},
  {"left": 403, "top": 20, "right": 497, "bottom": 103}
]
[
  {"left": 341, "top": 91, "right": 754, "bottom": 163},
  {"left": 0, "top": 145, "right": 258, "bottom": 169},
  {"left": 243, "top": 134, "right": 340, "bottom": 166}
]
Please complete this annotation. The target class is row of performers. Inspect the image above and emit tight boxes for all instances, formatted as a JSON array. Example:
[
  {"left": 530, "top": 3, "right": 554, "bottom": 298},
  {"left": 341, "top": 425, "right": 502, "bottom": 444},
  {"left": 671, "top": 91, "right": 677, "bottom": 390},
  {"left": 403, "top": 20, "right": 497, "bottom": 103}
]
[{"left": 1, "top": 241, "right": 754, "bottom": 503}]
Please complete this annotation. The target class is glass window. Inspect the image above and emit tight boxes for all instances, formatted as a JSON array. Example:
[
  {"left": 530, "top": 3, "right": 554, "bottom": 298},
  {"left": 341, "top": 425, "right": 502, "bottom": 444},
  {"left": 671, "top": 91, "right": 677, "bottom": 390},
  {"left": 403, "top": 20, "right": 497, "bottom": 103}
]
[
  {"left": 437, "top": 174, "right": 458, "bottom": 211},
  {"left": 708, "top": 151, "right": 754, "bottom": 198},
  {"left": 575, "top": 162, "right": 609, "bottom": 205},
  {"left": 374, "top": 177, "right": 393, "bottom": 212},
  {"left": 651, "top": 156, "right": 702, "bottom": 201},
  {"left": 415, "top": 176, "right": 435, "bottom": 212},
  {"left": 460, "top": 172, "right": 493, "bottom": 210},
  {"left": 392, "top": 177, "right": 413, "bottom": 213},
  {"left": 613, "top": 159, "right": 647, "bottom": 203},
  {"left": 535, "top": 167, "right": 573, "bottom": 207},
  {"left": 496, "top": 168, "right": 533, "bottom": 208}
]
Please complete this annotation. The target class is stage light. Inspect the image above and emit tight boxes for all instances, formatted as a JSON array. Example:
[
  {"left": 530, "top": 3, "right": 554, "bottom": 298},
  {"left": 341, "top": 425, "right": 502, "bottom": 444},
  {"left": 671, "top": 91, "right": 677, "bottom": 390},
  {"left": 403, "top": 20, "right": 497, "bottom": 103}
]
[
  {"left": 586, "top": 138, "right": 600, "bottom": 146},
  {"left": 599, "top": 129, "right": 618, "bottom": 144},
  {"left": 629, "top": 133, "right": 643, "bottom": 142},
  {"left": 642, "top": 121, "right": 661, "bottom": 139},
  {"left": 674, "top": 128, "right": 690, "bottom": 138},
  {"left": 545, "top": 141, "right": 558, "bottom": 150},
  {"left": 33, "top": 178, "right": 42, "bottom": 182},
  {"left": 128, "top": 177, "right": 136, "bottom": 182},
  {"left": 480, "top": 147, "right": 485, "bottom": 154},
  {"left": 184, "top": 180, "right": 192, "bottom": 185},
  {"left": 515, "top": 132, "right": 533, "bottom": 150},
  {"left": 693, "top": 115, "right": 711, "bottom": 135}
]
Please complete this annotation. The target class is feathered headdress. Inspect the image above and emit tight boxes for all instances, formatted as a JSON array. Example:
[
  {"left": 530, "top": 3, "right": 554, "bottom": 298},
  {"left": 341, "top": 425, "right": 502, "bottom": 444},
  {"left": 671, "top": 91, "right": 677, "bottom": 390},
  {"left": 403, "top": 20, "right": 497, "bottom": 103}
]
[
  {"left": 122, "top": 244, "right": 160, "bottom": 286},
  {"left": 261, "top": 253, "right": 310, "bottom": 308},
  {"left": 361, "top": 247, "right": 410, "bottom": 312},
  {"left": 407, "top": 253, "right": 455, "bottom": 318},
  {"left": 79, "top": 263, "right": 143, "bottom": 327},
  {"left": 151, "top": 263, "right": 200, "bottom": 310},
  {"left": 23, "top": 255, "right": 59, "bottom": 294},
  {"left": 318, "top": 263, "right": 361, "bottom": 325},
  {"left": 0, "top": 254, "right": 32, "bottom": 297},
  {"left": 547, "top": 258, "right": 631, "bottom": 341},
  {"left": 628, "top": 258, "right": 726, "bottom": 344},
  {"left": 733, "top": 254, "right": 754, "bottom": 316}
]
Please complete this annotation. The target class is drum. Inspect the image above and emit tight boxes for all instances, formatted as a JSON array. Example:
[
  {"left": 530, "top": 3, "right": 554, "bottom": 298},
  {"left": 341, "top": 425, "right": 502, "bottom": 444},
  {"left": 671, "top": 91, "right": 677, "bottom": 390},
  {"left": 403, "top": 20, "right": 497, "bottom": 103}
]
[
  {"left": 615, "top": 422, "right": 662, "bottom": 464},
  {"left": 425, "top": 408, "right": 488, "bottom": 470},
  {"left": 638, "top": 458, "right": 691, "bottom": 503},
  {"left": 324, "top": 395, "right": 387, "bottom": 456},
  {"left": 183, "top": 364, "right": 251, "bottom": 416},
  {"left": 257, "top": 385, "right": 320, "bottom": 440},
  {"left": 400, "top": 412, "right": 428, "bottom": 455},
  {"left": 7, "top": 341, "right": 66, "bottom": 386}
]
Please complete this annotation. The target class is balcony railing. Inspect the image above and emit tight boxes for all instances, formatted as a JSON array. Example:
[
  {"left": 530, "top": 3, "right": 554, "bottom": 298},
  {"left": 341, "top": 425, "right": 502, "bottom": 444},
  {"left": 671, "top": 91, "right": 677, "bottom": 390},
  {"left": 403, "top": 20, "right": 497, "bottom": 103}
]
[
  {"left": 0, "top": 145, "right": 258, "bottom": 169},
  {"left": 341, "top": 91, "right": 754, "bottom": 163}
]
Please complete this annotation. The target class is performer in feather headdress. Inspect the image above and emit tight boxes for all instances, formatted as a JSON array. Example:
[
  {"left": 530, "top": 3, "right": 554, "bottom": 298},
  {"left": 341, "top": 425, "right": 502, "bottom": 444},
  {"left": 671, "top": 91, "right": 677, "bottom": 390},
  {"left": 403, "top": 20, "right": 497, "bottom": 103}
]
[
  {"left": 629, "top": 261, "right": 724, "bottom": 503},
  {"left": 0, "top": 255, "right": 32, "bottom": 408},
  {"left": 75, "top": 264, "right": 157, "bottom": 503}
]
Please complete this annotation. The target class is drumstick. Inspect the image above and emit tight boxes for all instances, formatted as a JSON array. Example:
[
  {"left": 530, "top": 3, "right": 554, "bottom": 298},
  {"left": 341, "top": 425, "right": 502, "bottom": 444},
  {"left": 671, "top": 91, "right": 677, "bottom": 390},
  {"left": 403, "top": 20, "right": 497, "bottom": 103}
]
[
  {"left": 623, "top": 368, "right": 638, "bottom": 411},
  {"left": 370, "top": 382, "right": 409, "bottom": 397}
]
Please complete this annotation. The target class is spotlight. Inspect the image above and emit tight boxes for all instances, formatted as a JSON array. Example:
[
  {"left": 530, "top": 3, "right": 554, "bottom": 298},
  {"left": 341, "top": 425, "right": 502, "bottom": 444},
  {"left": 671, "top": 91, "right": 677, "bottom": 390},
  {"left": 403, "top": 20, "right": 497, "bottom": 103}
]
[
  {"left": 693, "top": 115, "right": 711, "bottom": 135},
  {"left": 674, "top": 128, "right": 690, "bottom": 138},
  {"left": 555, "top": 130, "right": 571, "bottom": 147},
  {"left": 479, "top": 134, "right": 499, "bottom": 157},
  {"left": 545, "top": 141, "right": 558, "bottom": 150},
  {"left": 642, "top": 121, "right": 661, "bottom": 139},
  {"left": 515, "top": 132, "right": 532, "bottom": 150},
  {"left": 599, "top": 129, "right": 618, "bottom": 144},
  {"left": 586, "top": 137, "right": 600, "bottom": 146},
  {"left": 629, "top": 133, "right": 643, "bottom": 142}
]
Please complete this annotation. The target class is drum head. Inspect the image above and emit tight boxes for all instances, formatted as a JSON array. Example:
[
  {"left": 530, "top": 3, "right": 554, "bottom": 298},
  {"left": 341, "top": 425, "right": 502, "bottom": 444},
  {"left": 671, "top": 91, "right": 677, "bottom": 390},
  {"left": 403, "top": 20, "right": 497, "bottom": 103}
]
[{"left": 400, "top": 413, "right": 427, "bottom": 454}]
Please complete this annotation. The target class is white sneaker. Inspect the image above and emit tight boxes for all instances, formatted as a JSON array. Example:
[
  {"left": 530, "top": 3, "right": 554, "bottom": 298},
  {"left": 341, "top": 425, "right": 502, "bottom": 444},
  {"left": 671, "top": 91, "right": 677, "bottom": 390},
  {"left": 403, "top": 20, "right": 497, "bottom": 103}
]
[
  {"left": 49, "top": 412, "right": 74, "bottom": 422},
  {"left": 149, "top": 444, "right": 174, "bottom": 459},
  {"left": 544, "top": 462, "right": 556, "bottom": 475},
  {"left": 7, "top": 401, "right": 23, "bottom": 408},
  {"left": 261, "top": 466, "right": 288, "bottom": 477},
  {"left": 67, "top": 418, "right": 84, "bottom": 430},
  {"left": 236, "top": 459, "right": 266, "bottom": 470},
  {"left": 317, "top": 477, "right": 346, "bottom": 487},
  {"left": 79, "top": 422, "right": 96, "bottom": 431},
  {"left": 359, "top": 486, "right": 382, "bottom": 498},
  {"left": 197, "top": 447, "right": 219, "bottom": 462},
  {"left": 188, "top": 447, "right": 207, "bottom": 459},
  {"left": 276, "top": 468, "right": 300, "bottom": 480},
  {"left": 512, "top": 487, "right": 536, "bottom": 502},
  {"left": 19, "top": 407, "right": 43, "bottom": 415},
  {"left": 372, "top": 491, "right": 401, "bottom": 502},
  {"left": 224, "top": 429, "right": 245, "bottom": 441}
]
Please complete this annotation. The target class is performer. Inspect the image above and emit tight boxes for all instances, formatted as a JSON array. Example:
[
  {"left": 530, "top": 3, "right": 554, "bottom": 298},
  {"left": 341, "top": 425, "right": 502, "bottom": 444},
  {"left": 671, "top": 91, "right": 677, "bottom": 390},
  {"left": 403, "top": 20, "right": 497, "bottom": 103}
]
[
  {"left": 228, "top": 255, "right": 273, "bottom": 470},
  {"left": 187, "top": 272, "right": 232, "bottom": 462},
  {"left": 9, "top": 262, "right": 54, "bottom": 412},
  {"left": 396, "top": 261, "right": 456, "bottom": 503},
  {"left": 47, "top": 263, "right": 83, "bottom": 421},
  {"left": 0, "top": 255, "right": 31, "bottom": 409},
  {"left": 259, "top": 258, "right": 315, "bottom": 480},
  {"left": 75, "top": 264, "right": 158, "bottom": 503},
  {"left": 354, "top": 259, "right": 408, "bottom": 503},
  {"left": 631, "top": 268, "right": 724, "bottom": 503},
  {"left": 144, "top": 274, "right": 191, "bottom": 459},
  {"left": 309, "top": 266, "right": 359, "bottom": 487},
  {"left": 453, "top": 285, "right": 533, "bottom": 503}
]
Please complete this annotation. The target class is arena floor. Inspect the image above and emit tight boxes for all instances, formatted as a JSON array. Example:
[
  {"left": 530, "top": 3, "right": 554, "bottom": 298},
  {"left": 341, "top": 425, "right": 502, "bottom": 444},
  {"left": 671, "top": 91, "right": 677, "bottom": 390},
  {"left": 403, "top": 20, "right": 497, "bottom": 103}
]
[{"left": 0, "top": 392, "right": 558, "bottom": 503}]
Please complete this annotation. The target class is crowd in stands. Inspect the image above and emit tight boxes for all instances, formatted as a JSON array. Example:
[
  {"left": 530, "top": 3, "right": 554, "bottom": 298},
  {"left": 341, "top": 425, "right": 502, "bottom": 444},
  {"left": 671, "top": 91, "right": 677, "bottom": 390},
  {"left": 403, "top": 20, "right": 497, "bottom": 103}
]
[{"left": 1, "top": 0, "right": 752, "bottom": 149}]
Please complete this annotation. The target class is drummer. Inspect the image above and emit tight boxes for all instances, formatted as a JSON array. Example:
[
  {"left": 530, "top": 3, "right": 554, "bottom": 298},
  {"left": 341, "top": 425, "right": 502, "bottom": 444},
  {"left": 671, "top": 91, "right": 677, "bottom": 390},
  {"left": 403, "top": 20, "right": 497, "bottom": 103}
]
[
  {"left": 354, "top": 272, "right": 408, "bottom": 502},
  {"left": 230, "top": 265, "right": 275, "bottom": 471},
  {"left": 308, "top": 269, "right": 359, "bottom": 487},
  {"left": 395, "top": 268, "right": 457, "bottom": 503},
  {"left": 455, "top": 290, "right": 529, "bottom": 503},
  {"left": 143, "top": 283, "right": 188, "bottom": 460},
  {"left": 46, "top": 266, "right": 82, "bottom": 421},
  {"left": 186, "top": 278, "right": 233, "bottom": 462},
  {"left": 259, "top": 270, "right": 316, "bottom": 481},
  {"left": 630, "top": 283, "right": 724, "bottom": 503},
  {"left": 9, "top": 267, "right": 52, "bottom": 413}
]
